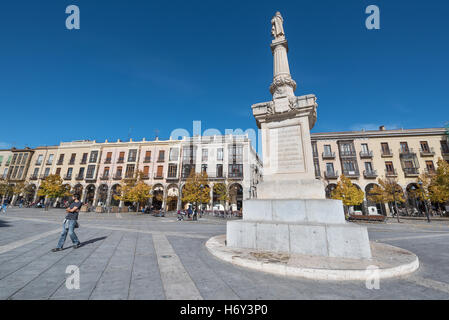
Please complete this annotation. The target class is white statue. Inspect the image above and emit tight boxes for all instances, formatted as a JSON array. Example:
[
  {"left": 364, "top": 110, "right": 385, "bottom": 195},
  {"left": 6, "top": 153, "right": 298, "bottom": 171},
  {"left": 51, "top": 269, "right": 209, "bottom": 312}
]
[{"left": 271, "top": 11, "right": 285, "bottom": 39}]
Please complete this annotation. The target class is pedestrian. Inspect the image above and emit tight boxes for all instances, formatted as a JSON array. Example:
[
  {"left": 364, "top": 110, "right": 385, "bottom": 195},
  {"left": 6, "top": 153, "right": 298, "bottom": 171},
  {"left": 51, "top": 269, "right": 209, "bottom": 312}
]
[
  {"left": 187, "top": 206, "right": 192, "bottom": 219},
  {"left": 19, "top": 199, "right": 23, "bottom": 208},
  {"left": 2, "top": 199, "right": 9, "bottom": 213},
  {"left": 52, "top": 194, "right": 82, "bottom": 252}
]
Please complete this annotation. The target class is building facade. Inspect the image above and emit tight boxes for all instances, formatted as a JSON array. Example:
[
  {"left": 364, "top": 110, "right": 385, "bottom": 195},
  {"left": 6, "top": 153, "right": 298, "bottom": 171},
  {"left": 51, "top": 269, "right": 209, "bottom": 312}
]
[
  {"left": 12, "top": 135, "right": 261, "bottom": 211},
  {"left": 311, "top": 127, "right": 449, "bottom": 214}
]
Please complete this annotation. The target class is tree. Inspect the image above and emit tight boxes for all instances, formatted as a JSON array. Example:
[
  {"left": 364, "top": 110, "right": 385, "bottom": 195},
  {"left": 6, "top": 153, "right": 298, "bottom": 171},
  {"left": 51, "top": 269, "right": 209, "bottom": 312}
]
[
  {"left": 213, "top": 183, "right": 229, "bottom": 208},
  {"left": 367, "top": 177, "right": 405, "bottom": 222},
  {"left": 0, "top": 180, "right": 13, "bottom": 205},
  {"left": 114, "top": 171, "right": 152, "bottom": 212},
  {"left": 426, "top": 159, "right": 449, "bottom": 213},
  {"left": 181, "top": 171, "right": 210, "bottom": 211},
  {"left": 331, "top": 175, "right": 364, "bottom": 216},
  {"left": 37, "top": 175, "right": 72, "bottom": 209},
  {"left": 12, "top": 182, "right": 27, "bottom": 201}
]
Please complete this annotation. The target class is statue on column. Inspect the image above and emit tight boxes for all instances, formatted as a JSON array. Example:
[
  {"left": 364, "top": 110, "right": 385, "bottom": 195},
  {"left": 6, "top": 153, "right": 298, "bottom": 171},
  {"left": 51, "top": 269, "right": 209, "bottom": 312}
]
[{"left": 271, "top": 11, "right": 285, "bottom": 40}]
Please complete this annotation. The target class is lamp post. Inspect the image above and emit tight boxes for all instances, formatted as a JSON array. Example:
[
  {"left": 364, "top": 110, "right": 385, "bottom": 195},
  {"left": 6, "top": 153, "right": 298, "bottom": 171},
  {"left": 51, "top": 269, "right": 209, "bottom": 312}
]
[{"left": 418, "top": 181, "right": 431, "bottom": 223}]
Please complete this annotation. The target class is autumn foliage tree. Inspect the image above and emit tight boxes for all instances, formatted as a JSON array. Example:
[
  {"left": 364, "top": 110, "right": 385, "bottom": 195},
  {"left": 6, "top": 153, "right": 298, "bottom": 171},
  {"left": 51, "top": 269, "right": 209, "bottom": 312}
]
[
  {"left": 213, "top": 183, "right": 228, "bottom": 208},
  {"left": 181, "top": 171, "right": 210, "bottom": 211},
  {"left": 37, "top": 174, "right": 72, "bottom": 209},
  {"left": 0, "top": 180, "right": 13, "bottom": 205},
  {"left": 367, "top": 177, "right": 405, "bottom": 222},
  {"left": 331, "top": 174, "right": 364, "bottom": 216},
  {"left": 417, "top": 159, "right": 449, "bottom": 214},
  {"left": 114, "top": 171, "right": 152, "bottom": 212}
]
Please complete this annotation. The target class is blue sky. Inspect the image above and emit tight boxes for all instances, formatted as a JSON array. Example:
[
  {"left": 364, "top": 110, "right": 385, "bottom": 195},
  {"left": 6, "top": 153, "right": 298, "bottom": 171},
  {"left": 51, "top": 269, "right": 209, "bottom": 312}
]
[{"left": 0, "top": 0, "right": 448, "bottom": 150}]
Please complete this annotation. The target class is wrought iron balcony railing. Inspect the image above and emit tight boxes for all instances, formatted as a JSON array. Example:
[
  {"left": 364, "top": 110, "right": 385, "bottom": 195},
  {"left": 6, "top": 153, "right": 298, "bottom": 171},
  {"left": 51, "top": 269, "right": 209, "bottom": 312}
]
[
  {"left": 342, "top": 170, "right": 360, "bottom": 177},
  {"left": 363, "top": 170, "right": 378, "bottom": 178},
  {"left": 385, "top": 169, "right": 398, "bottom": 177},
  {"left": 420, "top": 147, "right": 435, "bottom": 156},
  {"left": 359, "top": 150, "right": 373, "bottom": 158},
  {"left": 381, "top": 149, "right": 393, "bottom": 157},
  {"left": 324, "top": 170, "right": 338, "bottom": 179},
  {"left": 322, "top": 151, "right": 335, "bottom": 159},
  {"left": 403, "top": 167, "right": 420, "bottom": 176}
]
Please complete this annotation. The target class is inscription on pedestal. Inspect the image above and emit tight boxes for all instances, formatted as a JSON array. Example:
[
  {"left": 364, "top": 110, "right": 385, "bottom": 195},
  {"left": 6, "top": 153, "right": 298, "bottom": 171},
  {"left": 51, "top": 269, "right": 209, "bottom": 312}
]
[{"left": 269, "top": 125, "right": 304, "bottom": 173}]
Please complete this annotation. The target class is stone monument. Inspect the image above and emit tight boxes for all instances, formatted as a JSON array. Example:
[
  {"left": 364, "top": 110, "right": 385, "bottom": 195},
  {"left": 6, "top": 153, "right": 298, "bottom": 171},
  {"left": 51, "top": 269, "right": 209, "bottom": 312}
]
[{"left": 227, "top": 12, "right": 372, "bottom": 259}]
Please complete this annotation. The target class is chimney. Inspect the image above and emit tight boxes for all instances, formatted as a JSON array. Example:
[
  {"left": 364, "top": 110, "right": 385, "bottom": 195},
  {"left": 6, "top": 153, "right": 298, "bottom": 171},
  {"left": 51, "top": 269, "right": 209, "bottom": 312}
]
[{"left": 379, "top": 125, "right": 385, "bottom": 131}]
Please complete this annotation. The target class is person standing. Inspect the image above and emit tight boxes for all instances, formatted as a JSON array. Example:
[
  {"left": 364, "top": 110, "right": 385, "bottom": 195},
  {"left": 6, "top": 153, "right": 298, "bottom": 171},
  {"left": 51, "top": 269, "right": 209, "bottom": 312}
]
[
  {"left": 2, "top": 199, "right": 9, "bottom": 213},
  {"left": 52, "top": 194, "right": 82, "bottom": 252}
]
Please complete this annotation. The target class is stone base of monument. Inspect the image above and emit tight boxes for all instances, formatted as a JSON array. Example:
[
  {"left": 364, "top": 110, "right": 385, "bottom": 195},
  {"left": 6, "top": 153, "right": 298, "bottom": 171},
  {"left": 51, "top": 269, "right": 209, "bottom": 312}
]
[
  {"left": 206, "top": 235, "right": 419, "bottom": 281},
  {"left": 226, "top": 199, "right": 372, "bottom": 259}
]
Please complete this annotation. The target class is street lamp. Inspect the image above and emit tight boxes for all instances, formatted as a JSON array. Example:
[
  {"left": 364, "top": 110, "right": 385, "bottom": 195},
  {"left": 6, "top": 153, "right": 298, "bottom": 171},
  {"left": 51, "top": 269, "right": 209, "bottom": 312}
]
[{"left": 418, "top": 181, "right": 431, "bottom": 223}]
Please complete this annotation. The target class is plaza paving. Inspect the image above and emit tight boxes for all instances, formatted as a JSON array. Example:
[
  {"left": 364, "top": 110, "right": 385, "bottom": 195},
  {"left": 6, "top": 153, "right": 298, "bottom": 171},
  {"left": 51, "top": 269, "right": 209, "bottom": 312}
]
[{"left": 0, "top": 208, "right": 449, "bottom": 300}]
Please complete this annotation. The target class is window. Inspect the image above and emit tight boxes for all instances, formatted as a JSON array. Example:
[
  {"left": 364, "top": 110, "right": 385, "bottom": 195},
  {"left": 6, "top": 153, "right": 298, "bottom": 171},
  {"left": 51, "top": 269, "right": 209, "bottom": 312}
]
[
  {"left": 128, "top": 149, "right": 137, "bottom": 162},
  {"left": 3, "top": 168, "right": 8, "bottom": 179},
  {"left": 118, "top": 152, "right": 125, "bottom": 163},
  {"left": 103, "top": 167, "right": 110, "bottom": 177},
  {"left": 183, "top": 146, "right": 196, "bottom": 162},
  {"left": 36, "top": 154, "right": 43, "bottom": 165},
  {"left": 78, "top": 167, "right": 85, "bottom": 178},
  {"left": 11, "top": 154, "right": 17, "bottom": 165},
  {"left": 156, "top": 165, "right": 163, "bottom": 177},
  {"left": 105, "top": 152, "right": 112, "bottom": 163},
  {"left": 228, "top": 164, "right": 243, "bottom": 178},
  {"left": 125, "top": 164, "right": 135, "bottom": 178},
  {"left": 11, "top": 166, "right": 19, "bottom": 179},
  {"left": 158, "top": 150, "right": 165, "bottom": 162},
  {"left": 89, "top": 151, "right": 98, "bottom": 163},
  {"left": 169, "top": 148, "right": 179, "bottom": 161},
  {"left": 217, "top": 148, "right": 223, "bottom": 161},
  {"left": 404, "top": 160, "right": 414, "bottom": 169},
  {"left": 216, "top": 164, "right": 223, "bottom": 177},
  {"left": 201, "top": 164, "right": 207, "bottom": 174},
  {"left": 426, "top": 161, "right": 435, "bottom": 173},
  {"left": 67, "top": 168, "right": 73, "bottom": 178},
  {"left": 86, "top": 165, "right": 96, "bottom": 178},
  {"left": 441, "top": 141, "right": 449, "bottom": 153},
  {"left": 81, "top": 153, "right": 88, "bottom": 164},
  {"left": 326, "top": 163, "right": 334, "bottom": 174},
  {"left": 340, "top": 143, "right": 352, "bottom": 153},
  {"left": 58, "top": 154, "right": 64, "bottom": 164},
  {"left": 17, "top": 154, "right": 23, "bottom": 165},
  {"left": 420, "top": 141, "right": 429, "bottom": 152},
  {"left": 69, "top": 153, "right": 76, "bottom": 164},
  {"left": 312, "top": 142, "right": 318, "bottom": 157},
  {"left": 144, "top": 151, "right": 151, "bottom": 162},
  {"left": 182, "top": 164, "right": 194, "bottom": 178},
  {"left": 143, "top": 166, "right": 150, "bottom": 177},
  {"left": 229, "top": 145, "right": 243, "bottom": 163},
  {"left": 381, "top": 143, "right": 390, "bottom": 154},
  {"left": 168, "top": 164, "right": 177, "bottom": 178},
  {"left": 56, "top": 168, "right": 61, "bottom": 176},
  {"left": 116, "top": 166, "right": 122, "bottom": 178},
  {"left": 17, "top": 166, "right": 24, "bottom": 179},
  {"left": 22, "top": 153, "right": 28, "bottom": 165},
  {"left": 6, "top": 155, "right": 11, "bottom": 165},
  {"left": 32, "top": 168, "right": 39, "bottom": 177},
  {"left": 314, "top": 158, "right": 320, "bottom": 176},
  {"left": 44, "top": 167, "right": 50, "bottom": 177},
  {"left": 47, "top": 154, "right": 54, "bottom": 165},
  {"left": 400, "top": 142, "right": 409, "bottom": 153},
  {"left": 324, "top": 145, "right": 332, "bottom": 154},
  {"left": 365, "top": 162, "right": 373, "bottom": 172},
  {"left": 342, "top": 160, "right": 357, "bottom": 173},
  {"left": 361, "top": 144, "right": 369, "bottom": 153},
  {"left": 202, "top": 149, "right": 208, "bottom": 162},
  {"left": 385, "top": 162, "right": 395, "bottom": 173}
]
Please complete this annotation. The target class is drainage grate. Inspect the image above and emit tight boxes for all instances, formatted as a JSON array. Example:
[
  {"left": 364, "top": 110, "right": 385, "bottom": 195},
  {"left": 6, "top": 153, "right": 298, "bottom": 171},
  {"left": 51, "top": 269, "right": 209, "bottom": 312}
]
[{"left": 161, "top": 255, "right": 172, "bottom": 258}]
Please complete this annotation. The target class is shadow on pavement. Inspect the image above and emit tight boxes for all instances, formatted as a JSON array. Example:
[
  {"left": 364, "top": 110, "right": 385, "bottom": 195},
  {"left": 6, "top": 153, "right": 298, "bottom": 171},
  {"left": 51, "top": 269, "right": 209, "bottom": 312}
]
[
  {"left": 77, "top": 236, "right": 108, "bottom": 248},
  {"left": 0, "top": 219, "right": 11, "bottom": 228}
]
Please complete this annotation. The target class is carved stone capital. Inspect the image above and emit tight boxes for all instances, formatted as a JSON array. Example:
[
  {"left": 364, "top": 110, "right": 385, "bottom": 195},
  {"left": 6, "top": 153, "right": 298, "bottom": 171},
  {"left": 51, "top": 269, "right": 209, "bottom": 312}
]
[{"left": 269, "top": 75, "right": 297, "bottom": 96}]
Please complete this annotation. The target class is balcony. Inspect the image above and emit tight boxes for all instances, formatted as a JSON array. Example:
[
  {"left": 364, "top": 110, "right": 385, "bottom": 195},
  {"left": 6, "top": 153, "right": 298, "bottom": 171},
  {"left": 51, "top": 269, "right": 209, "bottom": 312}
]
[
  {"left": 403, "top": 167, "right": 420, "bottom": 177},
  {"left": 100, "top": 174, "right": 109, "bottom": 180},
  {"left": 339, "top": 150, "right": 356, "bottom": 158},
  {"left": 63, "top": 175, "right": 72, "bottom": 180},
  {"left": 207, "top": 173, "right": 225, "bottom": 180},
  {"left": 154, "top": 173, "right": 164, "bottom": 179},
  {"left": 424, "top": 168, "right": 436, "bottom": 175},
  {"left": 46, "top": 161, "right": 53, "bottom": 166},
  {"left": 141, "top": 174, "right": 150, "bottom": 180},
  {"left": 69, "top": 160, "right": 75, "bottom": 165},
  {"left": 5, "top": 162, "right": 10, "bottom": 167},
  {"left": 104, "top": 158, "right": 112, "bottom": 164},
  {"left": 420, "top": 147, "right": 435, "bottom": 157},
  {"left": 322, "top": 151, "right": 335, "bottom": 160},
  {"left": 342, "top": 170, "right": 360, "bottom": 178},
  {"left": 228, "top": 172, "right": 243, "bottom": 179},
  {"left": 359, "top": 150, "right": 373, "bottom": 159},
  {"left": 143, "top": 157, "right": 151, "bottom": 163},
  {"left": 441, "top": 147, "right": 449, "bottom": 156},
  {"left": 80, "top": 160, "right": 87, "bottom": 165},
  {"left": 85, "top": 175, "right": 96, "bottom": 181},
  {"left": 399, "top": 148, "right": 415, "bottom": 156},
  {"left": 75, "top": 174, "right": 84, "bottom": 181},
  {"left": 30, "top": 174, "right": 38, "bottom": 180},
  {"left": 39, "top": 174, "right": 49, "bottom": 179},
  {"left": 117, "top": 158, "right": 124, "bottom": 164},
  {"left": 157, "top": 158, "right": 165, "bottom": 163},
  {"left": 363, "top": 170, "right": 378, "bottom": 179},
  {"left": 385, "top": 169, "right": 398, "bottom": 177},
  {"left": 35, "top": 161, "right": 42, "bottom": 166},
  {"left": 381, "top": 149, "right": 393, "bottom": 157},
  {"left": 324, "top": 170, "right": 339, "bottom": 179},
  {"left": 113, "top": 174, "right": 122, "bottom": 180},
  {"left": 57, "top": 160, "right": 64, "bottom": 165},
  {"left": 128, "top": 158, "right": 136, "bottom": 163}
]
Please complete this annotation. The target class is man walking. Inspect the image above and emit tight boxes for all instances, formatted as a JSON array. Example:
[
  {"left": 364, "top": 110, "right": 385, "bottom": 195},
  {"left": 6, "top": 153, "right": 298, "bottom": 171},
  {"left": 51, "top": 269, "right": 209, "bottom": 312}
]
[{"left": 52, "top": 194, "right": 82, "bottom": 252}]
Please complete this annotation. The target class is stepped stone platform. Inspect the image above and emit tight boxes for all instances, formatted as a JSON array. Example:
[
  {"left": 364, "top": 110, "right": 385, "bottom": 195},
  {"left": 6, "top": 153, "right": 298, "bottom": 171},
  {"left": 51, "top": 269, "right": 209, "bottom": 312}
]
[{"left": 207, "top": 235, "right": 419, "bottom": 281}]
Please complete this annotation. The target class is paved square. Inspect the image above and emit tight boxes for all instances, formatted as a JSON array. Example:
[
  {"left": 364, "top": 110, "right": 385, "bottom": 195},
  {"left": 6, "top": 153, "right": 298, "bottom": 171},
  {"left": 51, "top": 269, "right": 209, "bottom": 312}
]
[{"left": 0, "top": 208, "right": 449, "bottom": 299}]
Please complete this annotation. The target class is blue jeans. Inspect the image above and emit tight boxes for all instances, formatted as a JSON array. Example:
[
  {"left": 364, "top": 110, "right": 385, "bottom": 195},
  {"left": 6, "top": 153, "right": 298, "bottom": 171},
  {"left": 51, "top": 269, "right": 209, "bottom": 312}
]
[
  {"left": 1, "top": 204, "right": 6, "bottom": 213},
  {"left": 56, "top": 219, "right": 80, "bottom": 248}
]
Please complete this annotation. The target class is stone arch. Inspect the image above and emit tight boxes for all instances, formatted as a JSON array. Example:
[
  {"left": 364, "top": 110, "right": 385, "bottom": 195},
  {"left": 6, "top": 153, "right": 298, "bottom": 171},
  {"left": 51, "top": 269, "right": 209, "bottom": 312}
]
[
  {"left": 25, "top": 184, "right": 37, "bottom": 203},
  {"left": 365, "top": 183, "right": 386, "bottom": 216},
  {"left": 110, "top": 184, "right": 121, "bottom": 206},
  {"left": 152, "top": 184, "right": 165, "bottom": 210},
  {"left": 85, "top": 184, "right": 96, "bottom": 205},
  {"left": 228, "top": 183, "right": 243, "bottom": 211},
  {"left": 213, "top": 182, "right": 227, "bottom": 210},
  {"left": 166, "top": 184, "right": 179, "bottom": 211},
  {"left": 97, "top": 184, "right": 108, "bottom": 205},
  {"left": 325, "top": 183, "right": 337, "bottom": 199}
]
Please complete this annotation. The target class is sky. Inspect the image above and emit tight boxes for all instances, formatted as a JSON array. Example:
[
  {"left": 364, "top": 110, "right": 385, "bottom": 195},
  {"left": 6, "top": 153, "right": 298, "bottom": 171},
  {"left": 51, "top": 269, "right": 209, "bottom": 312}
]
[{"left": 0, "top": 0, "right": 448, "bottom": 150}]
